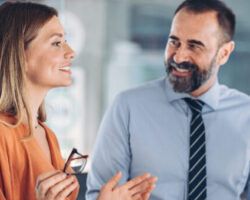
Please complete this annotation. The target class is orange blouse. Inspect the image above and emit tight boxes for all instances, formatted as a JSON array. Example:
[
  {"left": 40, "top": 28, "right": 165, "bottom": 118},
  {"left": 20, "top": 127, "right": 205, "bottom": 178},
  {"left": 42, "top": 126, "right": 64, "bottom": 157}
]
[{"left": 0, "top": 114, "right": 78, "bottom": 200}]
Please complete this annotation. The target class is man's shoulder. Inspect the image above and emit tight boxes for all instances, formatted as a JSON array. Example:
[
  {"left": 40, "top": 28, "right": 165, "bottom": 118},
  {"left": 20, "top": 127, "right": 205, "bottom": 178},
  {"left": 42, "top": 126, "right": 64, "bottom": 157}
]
[
  {"left": 118, "top": 77, "right": 165, "bottom": 99},
  {"left": 219, "top": 84, "right": 250, "bottom": 106},
  {"left": 109, "top": 78, "right": 166, "bottom": 109}
]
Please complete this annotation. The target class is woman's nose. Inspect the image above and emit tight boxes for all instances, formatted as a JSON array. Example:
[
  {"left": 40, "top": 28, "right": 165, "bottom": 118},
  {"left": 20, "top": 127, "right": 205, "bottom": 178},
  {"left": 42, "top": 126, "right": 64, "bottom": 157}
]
[{"left": 64, "top": 43, "right": 75, "bottom": 60}]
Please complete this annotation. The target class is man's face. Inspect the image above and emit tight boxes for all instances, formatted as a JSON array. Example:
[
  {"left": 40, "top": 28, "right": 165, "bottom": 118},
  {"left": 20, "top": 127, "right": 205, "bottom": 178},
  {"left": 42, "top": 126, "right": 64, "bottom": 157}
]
[{"left": 164, "top": 9, "right": 222, "bottom": 94}]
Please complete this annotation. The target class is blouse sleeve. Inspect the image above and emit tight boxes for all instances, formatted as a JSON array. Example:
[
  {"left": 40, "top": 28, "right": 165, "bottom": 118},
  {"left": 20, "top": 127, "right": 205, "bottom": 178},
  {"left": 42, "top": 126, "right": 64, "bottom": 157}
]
[
  {"left": 0, "top": 125, "right": 11, "bottom": 200},
  {"left": 0, "top": 190, "right": 6, "bottom": 200}
]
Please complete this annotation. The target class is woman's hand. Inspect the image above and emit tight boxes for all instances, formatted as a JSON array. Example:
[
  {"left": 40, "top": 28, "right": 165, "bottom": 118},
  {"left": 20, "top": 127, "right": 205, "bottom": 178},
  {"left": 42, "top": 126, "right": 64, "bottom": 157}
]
[
  {"left": 97, "top": 172, "right": 157, "bottom": 200},
  {"left": 35, "top": 170, "right": 79, "bottom": 200}
]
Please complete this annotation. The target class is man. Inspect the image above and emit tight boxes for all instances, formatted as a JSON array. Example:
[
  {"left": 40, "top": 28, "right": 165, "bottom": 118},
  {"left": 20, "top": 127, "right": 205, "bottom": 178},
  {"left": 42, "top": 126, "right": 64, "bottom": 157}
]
[{"left": 86, "top": 0, "right": 250, "bottom": 199}]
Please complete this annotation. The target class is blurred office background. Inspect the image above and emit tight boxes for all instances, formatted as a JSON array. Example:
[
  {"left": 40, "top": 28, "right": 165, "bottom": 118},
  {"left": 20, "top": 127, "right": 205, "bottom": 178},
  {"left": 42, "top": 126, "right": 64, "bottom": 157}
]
[
  {"left": 1, "top": 0, "right": 250, "bottom": 164},
  {"left": 1, "top": 0, "right": 250, "bottom": 199}
]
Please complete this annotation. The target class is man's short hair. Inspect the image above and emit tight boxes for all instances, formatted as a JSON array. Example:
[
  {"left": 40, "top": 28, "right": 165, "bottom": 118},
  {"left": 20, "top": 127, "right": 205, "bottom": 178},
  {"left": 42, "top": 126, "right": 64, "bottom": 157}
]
[{"left": 175, "top": 0, "right": 235, "bottom": 43}]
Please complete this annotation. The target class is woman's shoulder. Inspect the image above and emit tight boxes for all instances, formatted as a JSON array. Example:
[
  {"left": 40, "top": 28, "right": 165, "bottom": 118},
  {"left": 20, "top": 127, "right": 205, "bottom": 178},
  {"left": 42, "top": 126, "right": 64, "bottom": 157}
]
[
  {"left": 0, "top": 113, "right": 19, "bottom": 144},
  {"left": 0, "top": 113, "right": 14, "bottom": 131},
  {"left": 0, "top": 112, "right": 17, "bottom": 126},
  {"left": 0, "top": 123, "right": 12, "bottom": 151}
]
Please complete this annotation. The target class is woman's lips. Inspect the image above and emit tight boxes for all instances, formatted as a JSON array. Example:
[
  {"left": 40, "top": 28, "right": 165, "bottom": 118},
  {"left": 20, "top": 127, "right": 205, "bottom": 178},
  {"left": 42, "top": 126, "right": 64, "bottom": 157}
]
[{"left": 59, "top": 66, "right": 71, "bottom": 74}]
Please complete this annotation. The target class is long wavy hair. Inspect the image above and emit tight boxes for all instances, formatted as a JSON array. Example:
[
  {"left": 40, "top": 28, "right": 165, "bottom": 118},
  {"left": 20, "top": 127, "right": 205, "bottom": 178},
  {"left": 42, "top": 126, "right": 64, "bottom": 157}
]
[{"left": 0, "top": 2, "right": 58, "bottom": 137}]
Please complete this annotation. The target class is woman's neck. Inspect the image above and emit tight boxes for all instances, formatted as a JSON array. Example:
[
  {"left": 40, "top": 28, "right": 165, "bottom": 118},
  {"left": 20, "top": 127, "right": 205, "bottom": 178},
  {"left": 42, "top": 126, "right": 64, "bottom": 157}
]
[{"left": 22, "top": 83, "right": 48, "bottom": 128}]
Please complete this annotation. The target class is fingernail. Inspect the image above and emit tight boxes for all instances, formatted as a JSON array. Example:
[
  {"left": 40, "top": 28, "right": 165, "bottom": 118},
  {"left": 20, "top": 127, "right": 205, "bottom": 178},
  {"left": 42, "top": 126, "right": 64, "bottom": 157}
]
[{"left": 62, "top": 173, "right": 67, "bottom": 178}]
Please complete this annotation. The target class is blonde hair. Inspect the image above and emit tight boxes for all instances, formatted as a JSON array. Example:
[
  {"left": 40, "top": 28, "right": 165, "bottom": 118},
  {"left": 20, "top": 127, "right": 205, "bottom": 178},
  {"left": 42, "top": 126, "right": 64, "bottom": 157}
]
[{"left": 0, "top": 2, "right": 58, "bottom": 137}]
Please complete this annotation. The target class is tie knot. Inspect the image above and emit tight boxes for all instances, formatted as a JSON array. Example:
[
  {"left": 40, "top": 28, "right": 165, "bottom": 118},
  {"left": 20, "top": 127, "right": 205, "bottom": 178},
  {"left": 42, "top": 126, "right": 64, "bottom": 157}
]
[{"left": 184, "top": 98, "right": 204, "bottom": 113}]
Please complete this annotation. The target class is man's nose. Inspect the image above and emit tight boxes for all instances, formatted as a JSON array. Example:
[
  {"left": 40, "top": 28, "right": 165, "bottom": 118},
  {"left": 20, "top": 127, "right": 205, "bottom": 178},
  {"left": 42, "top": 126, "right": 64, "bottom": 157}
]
[{"left": 173, "top": 46, "right": 190, "bottom": 64}]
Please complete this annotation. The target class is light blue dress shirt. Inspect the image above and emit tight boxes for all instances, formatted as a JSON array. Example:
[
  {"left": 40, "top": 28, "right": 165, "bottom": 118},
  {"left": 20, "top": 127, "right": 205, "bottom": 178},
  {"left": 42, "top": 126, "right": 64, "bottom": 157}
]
[{"left": 86, "top": 77, "right": 250, "bottom": 200}]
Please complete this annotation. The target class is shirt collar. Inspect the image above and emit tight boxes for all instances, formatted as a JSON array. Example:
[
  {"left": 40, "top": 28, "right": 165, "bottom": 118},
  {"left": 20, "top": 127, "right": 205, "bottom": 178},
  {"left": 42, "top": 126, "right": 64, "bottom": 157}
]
[{"left": 164, "top": 77, "right": 220, "bottom": 111}]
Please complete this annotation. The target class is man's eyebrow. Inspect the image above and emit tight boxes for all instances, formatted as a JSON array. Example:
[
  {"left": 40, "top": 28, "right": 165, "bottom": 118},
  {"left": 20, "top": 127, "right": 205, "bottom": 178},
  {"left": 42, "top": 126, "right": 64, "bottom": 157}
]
[
  {"left": 169, "top": 35, "right": 179, "bottom": 41},
  {"left": 188, "top": 39, "right": 205, "bottom": 47}
]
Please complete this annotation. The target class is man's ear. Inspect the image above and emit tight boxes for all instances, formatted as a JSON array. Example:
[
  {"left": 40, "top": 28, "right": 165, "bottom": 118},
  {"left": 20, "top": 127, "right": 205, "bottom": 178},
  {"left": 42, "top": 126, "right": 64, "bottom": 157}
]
[{"left": 216, "top": 41, "right": 235, "bottom": 66}]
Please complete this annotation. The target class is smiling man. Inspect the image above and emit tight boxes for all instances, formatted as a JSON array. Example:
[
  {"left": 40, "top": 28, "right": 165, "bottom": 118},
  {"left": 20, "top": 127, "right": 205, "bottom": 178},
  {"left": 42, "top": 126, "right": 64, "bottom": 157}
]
[
  {"left": 86, "top": 0, "right": 250, "bottom": 199},
  {"left": 165, "top": 3, "right": 234, "bottom": 98}
]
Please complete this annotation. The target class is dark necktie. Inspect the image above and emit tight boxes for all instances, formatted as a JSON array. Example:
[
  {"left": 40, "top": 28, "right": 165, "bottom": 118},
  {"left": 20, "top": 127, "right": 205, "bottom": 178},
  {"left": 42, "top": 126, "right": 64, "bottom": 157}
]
[{"left": 184, "top": 98, "right": 207, "bottom": 200}]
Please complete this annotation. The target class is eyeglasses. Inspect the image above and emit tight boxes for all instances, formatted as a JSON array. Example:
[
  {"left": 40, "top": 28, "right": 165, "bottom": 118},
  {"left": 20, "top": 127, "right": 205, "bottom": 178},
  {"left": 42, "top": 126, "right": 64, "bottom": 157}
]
[{"left": 63, "top": 148, "right": 88, "bottom": 175}]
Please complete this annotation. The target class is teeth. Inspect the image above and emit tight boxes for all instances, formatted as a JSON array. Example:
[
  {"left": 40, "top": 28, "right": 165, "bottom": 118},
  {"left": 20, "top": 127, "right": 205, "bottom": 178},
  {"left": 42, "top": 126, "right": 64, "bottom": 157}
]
[
  {"left": 60, "top": 66, "right": 70, "bottom": 71},
  {"left": 175, "top": 67, "right": 189, "bottom": 73},
  {"left": 171, "top": 63, "right": 189, "bottom": 73}
]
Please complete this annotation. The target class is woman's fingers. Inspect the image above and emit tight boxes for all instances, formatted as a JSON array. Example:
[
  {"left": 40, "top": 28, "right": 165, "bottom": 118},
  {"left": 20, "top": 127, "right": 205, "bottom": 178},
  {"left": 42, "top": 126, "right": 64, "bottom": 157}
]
[
  {"left": 50, "top": 179, "right": 79, "bottom": 200},
  {"left": 36, "top": 170, "right": 61, "bottom": 188},
  {"left": 45, "top": 175, "right": 78, "bottom": 199},
  {"left": 35, "top": 171, "right": 79, "bottom": 200},
  {"left": 36, "top": 171, "right": 67, "bottom": 196}
]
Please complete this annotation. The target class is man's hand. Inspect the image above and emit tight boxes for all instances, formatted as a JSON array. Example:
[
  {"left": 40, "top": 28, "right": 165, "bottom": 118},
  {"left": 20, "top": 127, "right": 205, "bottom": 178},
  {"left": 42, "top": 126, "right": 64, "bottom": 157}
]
[{"left": 97, "top": 172, "right": 157, "bottom": 200}]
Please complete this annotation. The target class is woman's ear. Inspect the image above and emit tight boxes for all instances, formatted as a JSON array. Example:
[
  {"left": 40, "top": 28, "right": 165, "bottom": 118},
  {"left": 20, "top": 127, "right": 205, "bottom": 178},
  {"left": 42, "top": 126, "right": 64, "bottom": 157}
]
[{"left": 216, "top": 41, "right": 235, "bottom": 66}]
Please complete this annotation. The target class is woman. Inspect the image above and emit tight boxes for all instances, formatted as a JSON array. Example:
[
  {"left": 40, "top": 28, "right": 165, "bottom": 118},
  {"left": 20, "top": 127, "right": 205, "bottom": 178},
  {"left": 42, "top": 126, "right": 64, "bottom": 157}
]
[{"left": 0, "top": 2, "right": 156, "bottom": 200}]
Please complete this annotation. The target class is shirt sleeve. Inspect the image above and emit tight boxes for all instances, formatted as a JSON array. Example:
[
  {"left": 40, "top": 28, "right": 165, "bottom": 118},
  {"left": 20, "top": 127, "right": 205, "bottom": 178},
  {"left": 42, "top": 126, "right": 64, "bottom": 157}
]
[
  {"left": 243, "top": 173, "right": 250, "bottom": 200},
  {"left": 86, "top": 93, "right": 132, "bottom": 200}
]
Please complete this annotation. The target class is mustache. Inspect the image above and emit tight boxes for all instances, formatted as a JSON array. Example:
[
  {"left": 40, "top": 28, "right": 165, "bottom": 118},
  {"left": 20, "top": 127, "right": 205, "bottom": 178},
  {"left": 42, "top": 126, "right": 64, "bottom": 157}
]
[{"left": 165, "top": 58, "right": 198, "bottom": 71}]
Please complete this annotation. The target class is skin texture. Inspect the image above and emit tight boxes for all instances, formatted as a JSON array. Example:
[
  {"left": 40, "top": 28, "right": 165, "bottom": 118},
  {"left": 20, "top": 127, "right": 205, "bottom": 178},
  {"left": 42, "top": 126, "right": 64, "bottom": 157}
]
[{"left": 165, "top": 9, "right": 235, "bottom": 97}]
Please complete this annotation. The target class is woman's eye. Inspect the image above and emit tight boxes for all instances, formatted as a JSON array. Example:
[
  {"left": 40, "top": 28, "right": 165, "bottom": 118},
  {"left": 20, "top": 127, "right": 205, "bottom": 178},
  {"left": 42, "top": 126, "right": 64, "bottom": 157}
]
[{"left": 52, "top": 41, "right": 62, "bottom": 47}]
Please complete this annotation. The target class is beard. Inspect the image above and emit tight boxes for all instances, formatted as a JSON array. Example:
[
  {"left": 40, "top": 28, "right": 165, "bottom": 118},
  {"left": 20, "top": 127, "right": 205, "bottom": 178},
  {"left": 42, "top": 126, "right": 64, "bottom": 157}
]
[{"left": 165, "top": 57, "right": 216, "bottom": 93}]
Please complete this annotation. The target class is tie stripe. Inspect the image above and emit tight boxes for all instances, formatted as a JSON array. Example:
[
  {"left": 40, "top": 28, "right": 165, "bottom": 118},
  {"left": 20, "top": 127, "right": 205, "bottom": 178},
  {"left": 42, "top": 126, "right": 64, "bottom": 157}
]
[{"left": 184, "top": 98, "right": 207, "bottom": 200}]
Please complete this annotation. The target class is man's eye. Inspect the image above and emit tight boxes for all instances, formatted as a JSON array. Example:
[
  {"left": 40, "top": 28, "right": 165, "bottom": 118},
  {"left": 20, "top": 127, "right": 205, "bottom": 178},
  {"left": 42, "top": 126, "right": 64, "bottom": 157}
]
[
  {"left": 189, "top": 44, "right": 200, "bottom": 51},
  {"left": 169, "top": 40, "right": 179, "bottom": 47}
]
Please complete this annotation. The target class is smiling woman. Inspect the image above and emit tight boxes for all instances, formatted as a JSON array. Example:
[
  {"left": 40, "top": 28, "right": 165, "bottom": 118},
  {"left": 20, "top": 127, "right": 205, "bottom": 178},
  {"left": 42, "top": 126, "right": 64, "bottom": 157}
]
[
  {"left": 0, "top": 1, "right": 156, "bottom": 200},
  {"left": 0, "top": 2, "right": 79, "bottom": 199},
  {"left": 25, "top": 15, "right": 74, "bottom": 89}
]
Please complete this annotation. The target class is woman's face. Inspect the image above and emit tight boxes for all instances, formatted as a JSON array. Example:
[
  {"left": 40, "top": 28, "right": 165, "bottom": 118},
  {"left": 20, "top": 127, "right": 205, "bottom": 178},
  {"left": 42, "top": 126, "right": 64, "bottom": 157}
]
[{"left": 25, "top": 16, "right": 75, "bottom": 90}]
